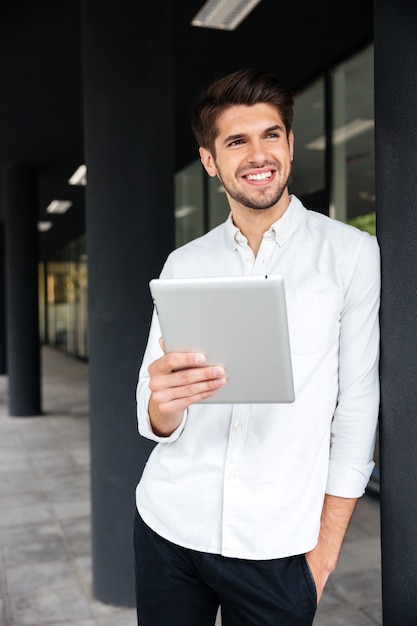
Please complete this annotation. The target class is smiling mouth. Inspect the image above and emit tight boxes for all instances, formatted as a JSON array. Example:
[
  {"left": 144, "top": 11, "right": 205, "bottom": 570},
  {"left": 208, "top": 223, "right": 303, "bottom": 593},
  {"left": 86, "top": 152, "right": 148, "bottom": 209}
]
[{"left": 245, "top": 171, "right": 273, "bottom": 181}]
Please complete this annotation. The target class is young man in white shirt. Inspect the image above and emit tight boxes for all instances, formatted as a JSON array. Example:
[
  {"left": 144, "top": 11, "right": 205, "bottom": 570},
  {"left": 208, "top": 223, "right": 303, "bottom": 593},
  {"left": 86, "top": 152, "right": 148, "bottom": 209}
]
[{"left": 134, "top": 68, "right": 380, "bottom": 625}]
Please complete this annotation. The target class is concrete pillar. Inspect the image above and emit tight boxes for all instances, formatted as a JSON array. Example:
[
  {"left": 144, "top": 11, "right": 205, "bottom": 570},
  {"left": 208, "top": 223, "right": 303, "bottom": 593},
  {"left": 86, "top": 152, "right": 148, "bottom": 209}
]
[
  {"left": 4, "top": 165, "right": 41, "bottom": 415},
  {"left": 375, "top": 0, "right": 417, "bottom": 623},
  {"left": 82, "top": 0, "right": 175, "bottom": 606}
]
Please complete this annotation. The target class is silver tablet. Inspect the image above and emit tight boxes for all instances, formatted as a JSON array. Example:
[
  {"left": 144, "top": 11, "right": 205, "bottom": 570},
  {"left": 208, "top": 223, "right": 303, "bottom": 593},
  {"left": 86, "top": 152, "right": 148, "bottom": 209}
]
[{"left": 149, "top": 275, "right": 295, "bottom": 404}]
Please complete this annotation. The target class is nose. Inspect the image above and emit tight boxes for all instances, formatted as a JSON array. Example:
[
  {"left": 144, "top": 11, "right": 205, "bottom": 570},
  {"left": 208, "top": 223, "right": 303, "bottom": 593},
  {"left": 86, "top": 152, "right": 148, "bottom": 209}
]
[{"left": 245, "top": 138, "right": 269, "bottom": 165}]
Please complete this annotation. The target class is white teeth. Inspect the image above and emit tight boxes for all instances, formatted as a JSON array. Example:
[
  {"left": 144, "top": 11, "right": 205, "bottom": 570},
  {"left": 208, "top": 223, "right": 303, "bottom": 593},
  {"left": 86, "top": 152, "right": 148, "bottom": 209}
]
[{"left": 246, "top": 171, "right": 272, "bottom": 181}]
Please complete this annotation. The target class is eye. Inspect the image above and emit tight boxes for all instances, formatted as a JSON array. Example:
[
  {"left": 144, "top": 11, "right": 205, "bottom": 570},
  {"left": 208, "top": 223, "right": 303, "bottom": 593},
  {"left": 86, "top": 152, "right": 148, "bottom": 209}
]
[
  {"left": 265, "top": 132, "right": 279, "bottom": 139},
  {"left": 228, "top": 138, "right": 245, "bottom": 147}
]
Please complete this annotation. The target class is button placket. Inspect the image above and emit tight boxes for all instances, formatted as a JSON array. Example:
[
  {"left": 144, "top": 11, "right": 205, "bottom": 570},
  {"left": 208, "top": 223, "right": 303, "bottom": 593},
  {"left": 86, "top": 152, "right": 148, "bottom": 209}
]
[
  {"left": 226, "top": 405, "right": 248, "bottom": 463},
  {"left": 235, "top": 235, "right": 255, "bottom": 274},
  {"left": 253, "top": 236, "right": 277, "bottom": 274}
]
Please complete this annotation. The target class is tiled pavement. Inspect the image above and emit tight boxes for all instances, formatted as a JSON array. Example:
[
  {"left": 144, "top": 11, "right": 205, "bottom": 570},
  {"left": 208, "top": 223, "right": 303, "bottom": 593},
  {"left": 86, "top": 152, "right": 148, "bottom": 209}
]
[{"left": 0, "top": 346, "right": 382, "bottom": 625}]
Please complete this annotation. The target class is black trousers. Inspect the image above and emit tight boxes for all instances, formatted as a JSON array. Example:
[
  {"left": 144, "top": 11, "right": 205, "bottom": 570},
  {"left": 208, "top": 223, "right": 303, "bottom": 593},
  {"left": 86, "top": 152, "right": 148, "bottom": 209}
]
[{"left": 133, "top": 510, "right": 317, "bottom": 626}]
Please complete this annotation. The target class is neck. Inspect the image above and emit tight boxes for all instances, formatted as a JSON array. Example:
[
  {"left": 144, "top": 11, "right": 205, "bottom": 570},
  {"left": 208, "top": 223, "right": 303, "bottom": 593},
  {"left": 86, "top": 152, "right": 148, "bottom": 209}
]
[{"left": 230, "top": 192, "right": 291, "bottom": 256}]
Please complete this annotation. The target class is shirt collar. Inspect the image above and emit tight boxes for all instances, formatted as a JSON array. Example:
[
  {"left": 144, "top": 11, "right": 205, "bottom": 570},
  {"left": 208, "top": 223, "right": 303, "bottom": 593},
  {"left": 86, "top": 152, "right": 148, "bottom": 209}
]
[
  {"left": 225, "top": 212, "right": 241, "bottom": 250},
  {"left": 269, "top": 195, "right": 306, "bottom": 246},
  {"left": 225, "top": 195, "right": 306, "bottom": 249}
]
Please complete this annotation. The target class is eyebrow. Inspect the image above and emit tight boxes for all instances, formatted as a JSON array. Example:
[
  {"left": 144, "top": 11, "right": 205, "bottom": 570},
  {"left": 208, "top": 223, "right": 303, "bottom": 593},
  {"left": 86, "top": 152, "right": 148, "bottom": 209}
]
[{"left": 221, "top": 124, "right": 284, "bottom": 146}]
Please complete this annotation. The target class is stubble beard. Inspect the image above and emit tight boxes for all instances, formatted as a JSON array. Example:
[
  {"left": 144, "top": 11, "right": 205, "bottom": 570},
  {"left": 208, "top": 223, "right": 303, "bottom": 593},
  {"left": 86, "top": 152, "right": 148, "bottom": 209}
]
[{"left": 217, "top": 165, "right": 290, "bottom": 211}]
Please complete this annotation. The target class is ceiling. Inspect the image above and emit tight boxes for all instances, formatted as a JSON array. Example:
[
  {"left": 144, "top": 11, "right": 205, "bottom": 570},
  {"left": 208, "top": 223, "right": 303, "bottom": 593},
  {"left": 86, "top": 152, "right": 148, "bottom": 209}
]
[{"left": 0, "top": 0, "right": 374, "bottom": 258}]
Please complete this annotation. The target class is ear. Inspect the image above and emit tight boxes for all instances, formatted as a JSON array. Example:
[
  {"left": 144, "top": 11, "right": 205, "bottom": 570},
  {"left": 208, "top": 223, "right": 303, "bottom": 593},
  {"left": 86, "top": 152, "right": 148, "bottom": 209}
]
[
  {"left": 288, "top": 130, "right": 295, "bottom": 162},
  {"left": 199, "top": 147, "right": 218, "bottom": 177}
]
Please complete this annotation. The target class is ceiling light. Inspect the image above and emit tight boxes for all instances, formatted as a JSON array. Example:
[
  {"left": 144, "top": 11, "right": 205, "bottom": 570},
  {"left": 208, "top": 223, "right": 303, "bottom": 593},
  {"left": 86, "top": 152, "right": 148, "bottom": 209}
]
[
  {"left": 38, "top": 221, "right": 53, "bottom": 232},
  {"left": 68, "top": 164, "right": 87, "bottom": 186},
  {"left": 306, "top": 119, "right": 375, "bottom": 150},
  {"left": 46, "top": 200, "right": 73, "bottom": 214},
  {"left": 191, "top": 0, "right": 262, "bottom": 31}
]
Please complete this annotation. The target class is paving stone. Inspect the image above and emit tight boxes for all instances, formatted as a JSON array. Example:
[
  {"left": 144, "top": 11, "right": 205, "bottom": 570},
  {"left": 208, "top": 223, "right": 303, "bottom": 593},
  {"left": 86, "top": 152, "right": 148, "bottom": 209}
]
[
  {"left": 5, "top": 560, "right": 78, "bottom": 596},
  {"left": 8, "top": 584, "right": 91, "bottom": 625}
]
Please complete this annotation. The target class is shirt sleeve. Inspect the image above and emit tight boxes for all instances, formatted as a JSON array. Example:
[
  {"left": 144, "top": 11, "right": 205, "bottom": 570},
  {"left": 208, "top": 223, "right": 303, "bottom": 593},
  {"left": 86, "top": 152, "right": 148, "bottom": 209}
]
[
  {"left": 136, "top": 308, "right": 188, "bottom": 443},
  {"left": 326, "top": 234, "right": 381, "bottom": 497}
]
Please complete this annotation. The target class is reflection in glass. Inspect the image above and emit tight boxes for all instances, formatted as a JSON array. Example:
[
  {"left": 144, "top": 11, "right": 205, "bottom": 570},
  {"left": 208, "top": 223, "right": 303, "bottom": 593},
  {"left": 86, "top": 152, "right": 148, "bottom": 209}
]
[{"left": 42, "top": 235, "right": 88, "bottom": 359}]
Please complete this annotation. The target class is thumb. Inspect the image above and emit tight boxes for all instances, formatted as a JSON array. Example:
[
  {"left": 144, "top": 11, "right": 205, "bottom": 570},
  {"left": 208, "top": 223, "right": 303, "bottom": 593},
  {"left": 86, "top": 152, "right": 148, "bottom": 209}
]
[{"left": 159, "top": 337, "right": 166, "bottom": 354}]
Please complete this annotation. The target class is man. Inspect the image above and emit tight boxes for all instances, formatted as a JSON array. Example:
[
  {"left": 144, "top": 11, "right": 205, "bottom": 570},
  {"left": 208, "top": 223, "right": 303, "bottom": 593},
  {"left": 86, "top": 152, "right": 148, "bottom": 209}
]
[{"left": 134, "top": 68, "right": 380, "bottom": 625}]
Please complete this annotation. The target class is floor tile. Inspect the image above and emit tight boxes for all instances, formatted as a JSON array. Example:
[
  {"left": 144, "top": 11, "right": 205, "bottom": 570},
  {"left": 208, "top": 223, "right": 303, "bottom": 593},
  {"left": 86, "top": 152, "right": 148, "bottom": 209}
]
[
  {"left": 314, "top": 605, "right": 378, "bottom": 626},
  {"left": 51, "top": 499, "right": 91, "bottom": 520},
  {"left": 40, "top": 472, "right": 90, "bottom": 503},
  {"left": 0, "top": 470, "right": 40, "bottom": 497},
  {"left": 8, "top": 584, "right": 91, "bottom": 625},
  {"left": 0, "top": 498, "right": 54, "bottom": 529},
  {"left": 3, "top": 536, "right": 69, "bottom": 568},
  {"left": 5, "top": 560, "right": 78, "bottom": 596},
  {"left": 329, "top": 567, "right": 382, "bottom": 608},
  {"left": 0, "top": 521, "right": 62, "bottom": 546}
]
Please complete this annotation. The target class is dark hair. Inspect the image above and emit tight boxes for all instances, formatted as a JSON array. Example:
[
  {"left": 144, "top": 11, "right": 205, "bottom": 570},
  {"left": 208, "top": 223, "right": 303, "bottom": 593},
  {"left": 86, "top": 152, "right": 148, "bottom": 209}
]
[{"left": 191, "top": 68, "right": 294, "bottom": 154}]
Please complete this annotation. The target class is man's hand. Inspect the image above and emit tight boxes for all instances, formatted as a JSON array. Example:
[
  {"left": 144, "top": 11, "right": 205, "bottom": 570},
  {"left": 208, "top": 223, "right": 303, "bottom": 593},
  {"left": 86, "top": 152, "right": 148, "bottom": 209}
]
[
  {"left": 305, "top": 494, "right": 358, "bottom": 603},
  {"left": 147, "top": 339, "right": 227, "bottom": 436}
]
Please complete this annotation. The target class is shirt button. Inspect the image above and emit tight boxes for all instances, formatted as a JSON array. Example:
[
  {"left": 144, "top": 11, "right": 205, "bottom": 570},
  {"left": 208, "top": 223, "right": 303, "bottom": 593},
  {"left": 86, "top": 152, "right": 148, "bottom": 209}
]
[
  {"left": 228, "top": 473, "right": 236, "bottom": 482},
  {"left": 233, "top": 423, "right": 242, "bottom": 432}
]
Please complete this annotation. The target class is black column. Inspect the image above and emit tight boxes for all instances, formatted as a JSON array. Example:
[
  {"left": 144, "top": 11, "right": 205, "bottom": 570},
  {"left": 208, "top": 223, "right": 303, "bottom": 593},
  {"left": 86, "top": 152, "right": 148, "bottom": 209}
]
[
  {"left": 82, "top": 0, "right": 175, "bottom": 606},
  {"left": 4, "top": 165, "right": 41, "bottom": 415},
  {"left": 375, "top": 1, "right": 417, "bottom": 623},
  {"left": 0, "top": 222, "right": 6, "bottom": 375},
  {"left": 0, "top": 171, "right": 6, "bottom": 374}
]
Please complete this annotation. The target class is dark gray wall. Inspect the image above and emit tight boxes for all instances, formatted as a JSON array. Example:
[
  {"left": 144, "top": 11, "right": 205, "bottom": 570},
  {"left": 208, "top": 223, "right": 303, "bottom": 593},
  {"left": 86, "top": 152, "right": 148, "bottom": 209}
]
[
  {"left": 375, "top": 0, "right": 417, "bottom": 623},
  {"left": 82, "top": 0, "right": 175, "bottom": 606}
]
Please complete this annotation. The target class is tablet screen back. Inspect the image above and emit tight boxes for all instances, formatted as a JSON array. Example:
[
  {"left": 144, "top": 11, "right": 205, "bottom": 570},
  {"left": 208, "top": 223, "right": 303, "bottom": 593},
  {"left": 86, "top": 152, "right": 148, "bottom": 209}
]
[{"left": 149, "top": 275, "right": 295, "bottom": 404}]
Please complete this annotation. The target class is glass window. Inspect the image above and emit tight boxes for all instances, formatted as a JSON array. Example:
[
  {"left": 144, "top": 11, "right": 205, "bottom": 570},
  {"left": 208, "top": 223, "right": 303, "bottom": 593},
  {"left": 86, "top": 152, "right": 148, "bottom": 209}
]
[
  {"left": 207, "top": 176, "right": 230, "bottom": 230},
  {"left": 175, "top": 159, "right": 205, "bottom": 248},
  {"left": 331, "top": 44, "right": 375, "bottom": 233},
  {"left": 43, "top": 235, "right": 88, "bottom": 359},
  {"left": 291, "top": 78, "right": 327, "bottom": 214}
]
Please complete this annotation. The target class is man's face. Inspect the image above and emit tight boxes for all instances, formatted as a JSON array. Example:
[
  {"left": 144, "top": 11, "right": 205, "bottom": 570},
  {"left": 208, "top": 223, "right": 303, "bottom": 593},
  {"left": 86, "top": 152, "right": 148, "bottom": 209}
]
[{"left": 199, "top": 103, "right": 294, "bottom": 213}]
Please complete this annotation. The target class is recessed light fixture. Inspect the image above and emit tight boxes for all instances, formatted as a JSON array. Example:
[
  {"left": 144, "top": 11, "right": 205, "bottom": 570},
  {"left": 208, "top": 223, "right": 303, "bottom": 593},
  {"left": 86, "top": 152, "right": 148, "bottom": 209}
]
[
  {"left": 306, "top": 119, "right": 375, "bottom": 150},
  {"left": 46, "top": 200, "right": 73, "bottom": 214},
  {"left": 68, "top": 164, "right": 87, "bottom": 186},
  {"left": 191, "top": 0, "right": 262, "bottom": 31},
  {"left": 38, "top": 221, "right": 53, "bottom": 232}
]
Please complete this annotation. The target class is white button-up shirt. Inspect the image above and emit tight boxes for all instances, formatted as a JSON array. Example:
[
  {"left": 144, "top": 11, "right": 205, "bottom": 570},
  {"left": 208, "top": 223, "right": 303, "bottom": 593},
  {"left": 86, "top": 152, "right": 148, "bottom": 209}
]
[{"left": 136, "top": 195, "right": 380, "bottom": 560}]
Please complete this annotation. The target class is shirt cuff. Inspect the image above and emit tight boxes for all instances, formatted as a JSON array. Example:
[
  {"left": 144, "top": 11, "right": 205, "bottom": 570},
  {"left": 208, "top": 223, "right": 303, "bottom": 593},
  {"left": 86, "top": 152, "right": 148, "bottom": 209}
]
[
  {"left": 326, "top": 459, "right": 375, "bottom": 498},
  {"left": 137, "top": 388, "right": 188, "bottom": 442}
]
